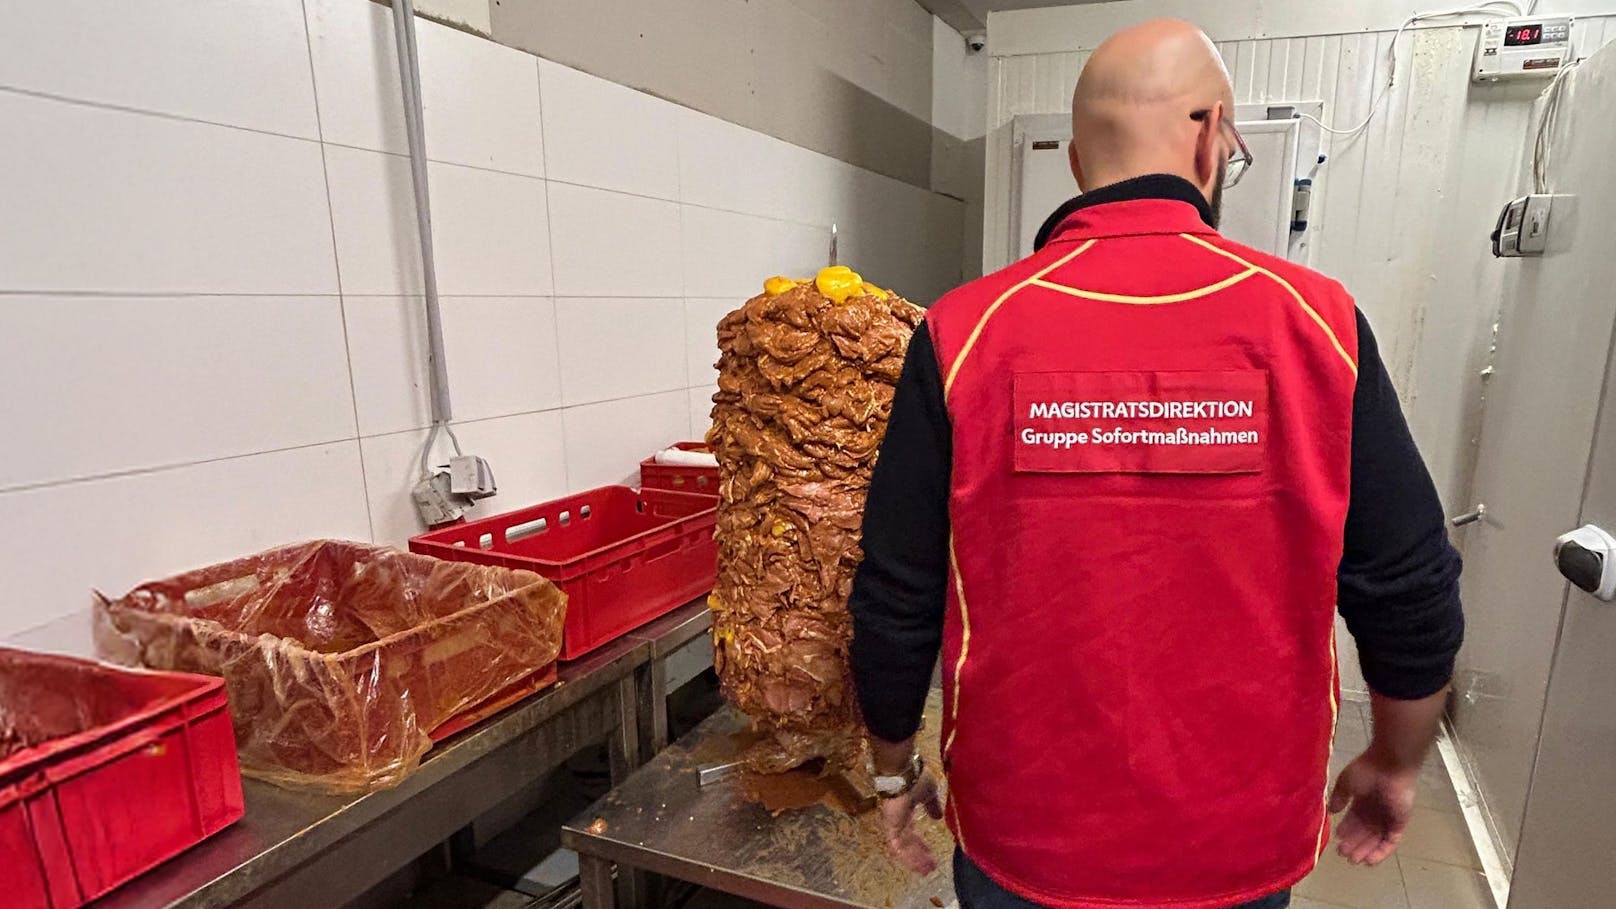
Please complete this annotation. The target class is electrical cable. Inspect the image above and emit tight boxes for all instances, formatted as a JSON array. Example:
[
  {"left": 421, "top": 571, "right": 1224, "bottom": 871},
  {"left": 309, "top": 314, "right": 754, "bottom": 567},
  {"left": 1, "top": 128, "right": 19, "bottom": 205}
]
[
  {"left": 1295, "top": 2, "right": 1529, "bottom": 139},
  {"left": 393, "top": 0, "right": 467, "bottom": 486},
  {"left": 419, "top": 423, "right": 440, "bottom": 480},
  {"left": 1533, "top": 58, "right": 1578, "bottom": 193}
]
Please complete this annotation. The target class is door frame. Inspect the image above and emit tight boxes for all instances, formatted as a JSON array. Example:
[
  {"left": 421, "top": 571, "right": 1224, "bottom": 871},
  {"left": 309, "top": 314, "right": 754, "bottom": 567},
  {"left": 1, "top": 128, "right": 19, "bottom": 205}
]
[{"left": 1003, "top": 101, "right": 1325, "bottom": 266}]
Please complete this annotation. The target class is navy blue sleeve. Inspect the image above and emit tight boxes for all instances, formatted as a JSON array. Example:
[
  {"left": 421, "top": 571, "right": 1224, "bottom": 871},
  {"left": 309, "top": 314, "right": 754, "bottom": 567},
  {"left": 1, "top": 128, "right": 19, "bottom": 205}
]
[
  {"left": 849, "top": 322, "right": 951, "bottom": 743},
  {"left": 850, "top": 310, "right": 1466, "bottom": 744},
  {"left": 1337, "top": 310, "right": 1465, "bottom": 700}
]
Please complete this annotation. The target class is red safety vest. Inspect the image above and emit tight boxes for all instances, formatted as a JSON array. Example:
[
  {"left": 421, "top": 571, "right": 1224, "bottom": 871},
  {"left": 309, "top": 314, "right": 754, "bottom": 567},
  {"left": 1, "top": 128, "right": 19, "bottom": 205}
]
[{"left": 927, "top": 198, "right": 1359, "bottom": 908}]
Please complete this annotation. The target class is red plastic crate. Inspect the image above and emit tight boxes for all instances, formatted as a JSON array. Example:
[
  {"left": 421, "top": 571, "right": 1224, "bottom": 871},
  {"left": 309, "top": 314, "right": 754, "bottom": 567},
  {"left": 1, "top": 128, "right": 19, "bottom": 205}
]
[
  {"left": 0, "top": 647, "right": 244, "bottom": 909},
  {"left": 410, "top": 487, "right": 717, "bottom": 660},
  {"left": 639, "top": 442, "right": 719, "bottom": 494}
]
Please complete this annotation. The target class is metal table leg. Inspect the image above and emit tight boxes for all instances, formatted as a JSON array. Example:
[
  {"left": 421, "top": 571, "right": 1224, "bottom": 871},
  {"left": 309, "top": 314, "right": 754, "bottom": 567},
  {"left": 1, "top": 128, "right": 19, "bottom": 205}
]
[
  {"left": 606, "top": 675, "right": 648, "bottom": 909},
  {"left": 578, "top": 853, "right": 617, "bottom": 909},
  {"left": 636, "top": 658, "right": 670, "bottom": 757},
  {"left": 608, "top": 675, "right": 642, "bottom": 784}
]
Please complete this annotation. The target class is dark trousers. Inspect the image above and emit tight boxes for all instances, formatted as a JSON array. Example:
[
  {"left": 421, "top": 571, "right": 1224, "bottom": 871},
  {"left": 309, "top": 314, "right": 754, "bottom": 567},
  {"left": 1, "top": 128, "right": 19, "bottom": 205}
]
[{"left": 953, "top": 849, "right": 1291, "bottom": 909}]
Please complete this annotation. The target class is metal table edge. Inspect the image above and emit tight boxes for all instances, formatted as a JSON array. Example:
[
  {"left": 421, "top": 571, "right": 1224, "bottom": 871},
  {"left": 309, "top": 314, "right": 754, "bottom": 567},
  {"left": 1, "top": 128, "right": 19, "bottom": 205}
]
[
  {"left": 114, "top": 634, "right": 659, "bottom": 907},
  {"left": 625, "top": 599, "right": 712, "bottom": 657},
  {"left": 561, "top": 828, "right": 867, "bottom": 909}
]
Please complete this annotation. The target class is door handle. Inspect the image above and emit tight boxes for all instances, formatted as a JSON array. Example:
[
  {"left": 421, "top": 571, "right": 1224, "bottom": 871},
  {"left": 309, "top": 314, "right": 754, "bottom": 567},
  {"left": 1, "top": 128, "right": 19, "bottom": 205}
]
[
  {"left": 1554, "top": 525, "right": 1616, "bottom": 602},
  {"left": 1451, "top": 504, "right": 1487, "bottom": 527}
]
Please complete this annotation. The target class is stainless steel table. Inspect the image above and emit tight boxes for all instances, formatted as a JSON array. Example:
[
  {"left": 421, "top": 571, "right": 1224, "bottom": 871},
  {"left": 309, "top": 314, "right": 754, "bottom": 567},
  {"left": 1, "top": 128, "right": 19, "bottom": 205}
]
[
  {"left": 7, "top": 598, "right": 714, "bottom": 909},
  {"left": 561, "top": 692, "right": 955, "bottom": 909}
]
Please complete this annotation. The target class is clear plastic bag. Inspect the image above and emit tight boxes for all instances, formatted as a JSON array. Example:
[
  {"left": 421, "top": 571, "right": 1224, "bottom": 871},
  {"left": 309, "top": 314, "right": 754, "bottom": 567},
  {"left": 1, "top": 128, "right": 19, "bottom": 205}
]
[{"left": 94, "top": 541, "right": 566, "bottom": 793}]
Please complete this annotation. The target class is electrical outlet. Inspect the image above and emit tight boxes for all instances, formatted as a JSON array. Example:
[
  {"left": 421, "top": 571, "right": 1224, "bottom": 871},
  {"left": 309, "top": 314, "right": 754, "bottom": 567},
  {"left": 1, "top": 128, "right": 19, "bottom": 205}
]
[
  {"left": 412, "top": 472, "right": 465, "bottom": 527},
  {"left": 448, "top": 455, "right": 497, "bottom": 499}
]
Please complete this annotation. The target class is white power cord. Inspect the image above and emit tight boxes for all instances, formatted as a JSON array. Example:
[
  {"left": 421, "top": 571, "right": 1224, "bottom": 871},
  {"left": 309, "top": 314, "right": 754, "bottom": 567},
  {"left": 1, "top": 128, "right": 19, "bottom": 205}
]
[
  {"left": 1296, "top": 1, "right": 1530, "bottom": 139},
  {"left": 418, "top": 421, "right": 465, "bottom": 481},
  {"left": 1533, "top": 57, "right": 1579, "bottom": 193},
  {"left": 393, "top": 0, "right": 497, "bottom": 524}
]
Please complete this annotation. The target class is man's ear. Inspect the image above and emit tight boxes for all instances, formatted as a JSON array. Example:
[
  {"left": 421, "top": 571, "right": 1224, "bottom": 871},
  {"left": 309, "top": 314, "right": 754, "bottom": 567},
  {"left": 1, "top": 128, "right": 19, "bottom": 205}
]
[
  {"left": 1067, "top": 141, "right": 1086, "bottom": 192},
  {"left": 1193, "top": 105, "right": 1222, "bottom": 189}
]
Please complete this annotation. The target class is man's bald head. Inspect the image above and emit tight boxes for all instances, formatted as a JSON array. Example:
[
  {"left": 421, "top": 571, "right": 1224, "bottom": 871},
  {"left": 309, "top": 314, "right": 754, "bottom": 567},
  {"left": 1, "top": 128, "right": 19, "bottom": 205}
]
[{"left": 1068, "top": 20, "right": 1236, "bottom": 208}]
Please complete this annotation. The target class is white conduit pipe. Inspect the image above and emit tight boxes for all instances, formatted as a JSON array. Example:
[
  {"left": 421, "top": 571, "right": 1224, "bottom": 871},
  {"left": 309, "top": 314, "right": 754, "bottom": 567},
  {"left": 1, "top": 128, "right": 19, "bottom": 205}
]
[{"left": 392, "top": 0, "right": 457, "bottom": 479}]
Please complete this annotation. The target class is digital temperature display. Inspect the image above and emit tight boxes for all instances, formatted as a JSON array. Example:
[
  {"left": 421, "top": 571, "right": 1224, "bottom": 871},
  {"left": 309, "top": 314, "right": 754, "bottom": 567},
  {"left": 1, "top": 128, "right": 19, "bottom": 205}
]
[{"left": 1506, "top": 24, "right": 1544, "bottom": 46}]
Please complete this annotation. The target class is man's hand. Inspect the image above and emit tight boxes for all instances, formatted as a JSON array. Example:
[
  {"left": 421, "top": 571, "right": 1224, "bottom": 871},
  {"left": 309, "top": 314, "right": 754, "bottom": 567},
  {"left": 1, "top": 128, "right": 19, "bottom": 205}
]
[
  {"left": 1328, "top": 752, "right": 1419, "bottom": 866},
  {"left": 879, "top": 771, "right": 945, "bottom": 874}
]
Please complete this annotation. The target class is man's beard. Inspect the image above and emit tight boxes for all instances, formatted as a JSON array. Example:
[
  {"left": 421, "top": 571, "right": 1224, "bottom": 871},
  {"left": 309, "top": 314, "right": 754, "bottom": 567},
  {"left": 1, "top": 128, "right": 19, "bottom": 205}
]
[{"left": 1209, "top": 167, "right": 1225, "bottom": 229}]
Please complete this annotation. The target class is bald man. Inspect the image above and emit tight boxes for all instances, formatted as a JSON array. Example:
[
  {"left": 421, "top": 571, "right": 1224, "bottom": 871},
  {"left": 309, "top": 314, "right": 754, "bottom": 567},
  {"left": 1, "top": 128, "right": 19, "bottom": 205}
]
[{"left": 849, "top": 19, "right": 1463, "bottom": 909}]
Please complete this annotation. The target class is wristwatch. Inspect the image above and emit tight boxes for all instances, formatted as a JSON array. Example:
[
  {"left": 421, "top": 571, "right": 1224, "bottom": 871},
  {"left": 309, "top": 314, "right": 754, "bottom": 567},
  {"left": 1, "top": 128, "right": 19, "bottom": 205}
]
[{"left": 872, "top": 753, "right": 925, "bottom": 799}]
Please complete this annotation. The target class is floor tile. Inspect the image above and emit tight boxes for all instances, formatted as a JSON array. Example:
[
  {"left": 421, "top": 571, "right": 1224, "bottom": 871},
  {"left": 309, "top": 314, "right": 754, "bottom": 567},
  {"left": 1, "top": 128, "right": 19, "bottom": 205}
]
[
  {"left": 1396, "top": 807, "right": 1483, "bottom": 870},
  {"left": 1296, "top": 847, "right": 1410, "bottom": 909},
  {"left": 1292, "top": 897, "right": 1359, "bottom": 909},
  {"left": 1333, "top": 718, "right": 1371, "bottom": 755},
  {"left": 1413, "top": 759, "right": 1460, "bottom": 812},
  {"left": 1399, "top": 858, "right": 1492, "bottom": 909}
]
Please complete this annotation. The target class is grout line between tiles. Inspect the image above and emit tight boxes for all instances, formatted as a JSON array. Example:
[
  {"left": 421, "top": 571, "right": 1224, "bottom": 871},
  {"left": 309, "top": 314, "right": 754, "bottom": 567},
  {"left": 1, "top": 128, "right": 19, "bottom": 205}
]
[
  {"left": 300, "top": 0, "right": 376, "bottom": 543},
  {"left": 0, "top": 291, "right": 691, "bottom": 301},
  {"left": 0, "top": 438, "right": 361, "bottom": 497},
  {"left": 0, "top": 290, "right": 345, "bottom": 299},
  {"left": 357, "top": 389, "right": 696, "bottom": 444},
  {"left": 0, "top": 382, "right": 690, "bottom": 501},
  {"left": 1394, "top": 853, "right": 1412, "bottom": 909},
  {"left": 319, "top": 137, "right": 546, "bottom": 182},
  {"left": 1, "top": 84, "right": 954, "bottom": 281},
  {"left": 534, "top": 55, "right": 569, "bottom": 487},
  {"left": 0, "top": 83, "right": 323, "bottom": 144},
  {"left": 0, "top": 85, "right": 547, "bottom": 186}
]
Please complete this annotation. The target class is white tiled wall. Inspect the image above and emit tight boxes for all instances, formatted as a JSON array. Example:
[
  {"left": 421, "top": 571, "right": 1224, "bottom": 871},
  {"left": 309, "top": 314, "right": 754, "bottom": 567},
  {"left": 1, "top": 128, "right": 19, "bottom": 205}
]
[{"left": 0, "top": 0, "right": 967, "bottom": 637}]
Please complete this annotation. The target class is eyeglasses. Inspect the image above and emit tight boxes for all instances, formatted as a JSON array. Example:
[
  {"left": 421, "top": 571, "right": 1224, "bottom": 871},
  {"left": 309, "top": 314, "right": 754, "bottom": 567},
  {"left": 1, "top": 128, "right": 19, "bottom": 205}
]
[{"left": 1191, "top": 109, "right": 1254, "bottom": 188}]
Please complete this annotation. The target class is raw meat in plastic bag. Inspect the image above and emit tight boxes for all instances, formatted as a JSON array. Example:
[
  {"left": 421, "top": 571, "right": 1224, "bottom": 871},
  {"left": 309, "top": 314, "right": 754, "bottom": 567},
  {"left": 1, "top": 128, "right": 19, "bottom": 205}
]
[{"left": 95, "top": 540, "right": 566, "bottom": 793}]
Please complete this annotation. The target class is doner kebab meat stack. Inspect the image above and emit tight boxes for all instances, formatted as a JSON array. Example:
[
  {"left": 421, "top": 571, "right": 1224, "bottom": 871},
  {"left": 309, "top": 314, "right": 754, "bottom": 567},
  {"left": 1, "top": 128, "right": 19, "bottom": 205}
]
[{"left": 706, "top": 266, "right": 924, "bottom": 772}]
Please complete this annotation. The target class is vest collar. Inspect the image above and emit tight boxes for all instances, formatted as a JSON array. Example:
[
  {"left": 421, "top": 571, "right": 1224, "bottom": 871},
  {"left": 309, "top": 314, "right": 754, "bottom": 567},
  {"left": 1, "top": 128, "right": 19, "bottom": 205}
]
[{"left": 1035, "top": 174, "right": 1218, "bottom": 250}]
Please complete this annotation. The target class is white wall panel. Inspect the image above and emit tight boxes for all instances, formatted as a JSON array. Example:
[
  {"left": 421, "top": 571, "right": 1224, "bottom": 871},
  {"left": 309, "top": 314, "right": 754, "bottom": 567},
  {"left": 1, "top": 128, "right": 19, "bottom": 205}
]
[
  {"left": 677, "top": 107, "right": 790, "bottom": 220},
  {"left": 538, "top": 58, "right": 681, "bottom": 201},
  {"left": 679, "top": 207, "right": 831, "bottom": 299},
  {"left": 343, "top": 296, "right": 562, "bottom": 436},
  {"left": 325, "top": 146, "right": 552, "bottom": 296},
  {"left": 555, "top": 298, "right": 688, "bottom": 407},
  {"left": 0, "top": 0, "right": 975, "bottom": 636},
  {"left": 0, "top": 91, "right": 338, "bottom": 295},
  {"left": 774, "top": 143, "right": 859, "bottom": 231},
  {"left": 426, "top": 163, "right": 553, "bottom": 296},
  {"left": 0, "top": 443, "right": 372, "bottom": 639},
  {"left": 0, "top": 0, "right": 319, "bottom": 138},
  {"left": 685, "top": 298, "right": 740, "bottom": 387},
  {"left": 1, "top": 296, "right": 355, "bottom": 491},
  {"left": 562, "top": 392, "right": 692, "bottom": 491},
  {"left": 414, "top": 22, "right": 544, "bottom": 175},
  {"left": 688, "top": 387, "right": 717, "bottom": 442},
  {"left": 547, "top": 184, "right": 683, "bottom": 297},
  {"left": 304, "top": 0, "right": 399, "bottom": 153},
  {"left": 306, "top": 0, "right": 544, "bottom": 175}
]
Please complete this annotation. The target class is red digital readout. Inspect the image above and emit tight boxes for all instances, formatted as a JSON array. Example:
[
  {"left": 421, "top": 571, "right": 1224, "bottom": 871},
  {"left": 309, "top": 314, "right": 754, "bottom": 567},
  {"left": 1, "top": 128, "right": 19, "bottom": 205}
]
[{"left": 1506, "top": 24, "right": 1543, "bottom": 46}]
